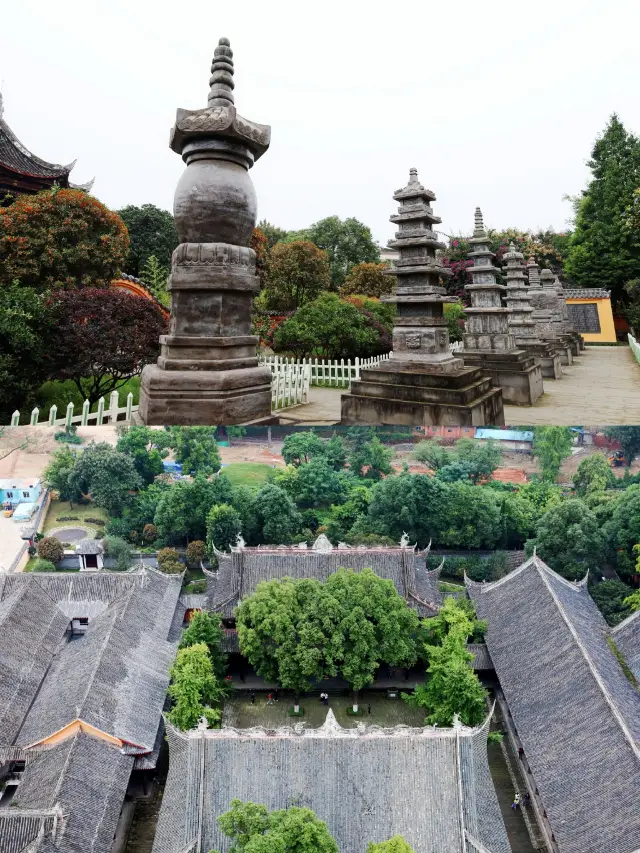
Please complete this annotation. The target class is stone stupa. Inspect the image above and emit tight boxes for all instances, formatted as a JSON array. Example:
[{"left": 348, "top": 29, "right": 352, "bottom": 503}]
[
  {"left": 540, "top": 269, "right": 577, "bottom": 364},
  {"left": 527, "top": 257, "right": 573, "bottom": 367},
  {"left": 504, "top": 244, "right": 562, "bottom": 379},
  {"left": 341, "top": 169, "right": 504, "bottom": 425},
  {"left": 139, "top": 38, "right": 275, "bottom": 425},
  {"left": 459, "top": 210, "right": 543, "bottom": 405}
]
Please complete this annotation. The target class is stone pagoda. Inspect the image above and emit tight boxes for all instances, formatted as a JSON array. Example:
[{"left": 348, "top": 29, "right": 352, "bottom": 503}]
[
  {"left": 459, "top": 209, "right": 543, "bottom": 405},
  {"left": 554, "top": 273, "right": 585, "bottom": 355},
  {"left": 504, "top": 244, "right": 562, "bottom": 379},
  {"left": 527, "top": 257, "right": 573, "bottom": 367},
  {"left": 139, "top": 38, "right": 274, "bottom": 425},
  {"left": 341, "top": 169, "right": 504, "bottom": 425},
  {"left": 540, "top": 268, "right": 575, "bottom": 365}
]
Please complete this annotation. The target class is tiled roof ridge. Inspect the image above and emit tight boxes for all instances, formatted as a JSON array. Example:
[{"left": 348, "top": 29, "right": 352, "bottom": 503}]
[
  {"left": 537, "top": 563, "right": 640, "bottom": 759},
  {"left": 48, "top": 731, "right": 79, "bottom": 806},
  {"left": 454, "top": 727, "right": 467, "bottom": 848},
  {"left": 611, "top": 607, "right": 640, "bottom": 636},
  {"left": 0, "top": 114, "right": 71, "bottom": 176},
  {"left": 407, "top": 589, "right": 440, "bottom": 612},
  {"left": 464, "top": 554, "right": 587, "bottom": 593},
  {"left": 163, "top": 706, "right": 495, "bottom": 742}
]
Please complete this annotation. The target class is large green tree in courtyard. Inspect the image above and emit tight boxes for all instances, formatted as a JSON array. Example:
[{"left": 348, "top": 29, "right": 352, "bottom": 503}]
[
  {"left": 167, "top": 642, "right": 227, "bottom": 730},
  {"left": 526, "top": 498, "right": 607, "bottom": 580},
  {"left": 564, "top": 115, "right": 640, "bottom": 306},
  {"left": 262, "top": 240, "right": 331, "bottom": 311},
  {"left": 213, "top": 800, "right": 338, "bottom": 853},
  {"left": 171, "top": 426, "right": 221, "bottom": 476},
  {"left": 66, "top": 442, "right": 141, "bottom": 516},
  {"left": 179, "top": 611, "right": 228, "bottom": 679},
  {"left": 532, "top": 427, "right": 573, "bottom": 482},
  {"left": 367, "top": 838, "right": 416, "bottom": 853}
]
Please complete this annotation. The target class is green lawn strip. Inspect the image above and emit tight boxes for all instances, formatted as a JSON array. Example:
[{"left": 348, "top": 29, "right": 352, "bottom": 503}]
[{"left": 221, "top": 463, "right": 273, "bottom": 491}]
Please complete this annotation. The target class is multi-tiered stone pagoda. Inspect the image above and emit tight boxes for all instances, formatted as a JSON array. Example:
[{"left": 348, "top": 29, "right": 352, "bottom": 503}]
[
  {"left": 504, "top": 244, "right": 562, "bottom": 379},
  {"left": 527, "top": 257, "right": 573, "bottom": 367},
  {"left": 459, "top": 209, "right": 543, "bottom": 405},
  {"left": 540, "top": 268, "right": 575, "bottom": 365},
  {"left": 139, "top": 38, "right": 275, "bottom": 425},
  {"left": 341, "top": 169, "right": 504, "bottom": 425}
]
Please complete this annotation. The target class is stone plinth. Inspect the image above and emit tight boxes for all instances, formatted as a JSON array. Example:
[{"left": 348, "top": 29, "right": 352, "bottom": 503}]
[
  {"left": 459, "top": 210, "right": 543, "bottom": 406},
  {"left": 504, "top": 244, "right": 562, "bottom": 380},
  {"left": 340, "top": 170, "right": 504, "bottom": 425},
  {"left": 139, "top": 38, "right": 275, "bottom": 425},
  {"left": 527, "top": 258, "right": 573, "bottom": 367}
]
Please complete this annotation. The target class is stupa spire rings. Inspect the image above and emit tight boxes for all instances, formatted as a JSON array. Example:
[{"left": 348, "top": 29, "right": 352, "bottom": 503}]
[
  {"left": 208, "top": 37, "right": 235, "bottom": 107},
  {"left": 473, "top": 206, "right": 486, "bottom": 238}
]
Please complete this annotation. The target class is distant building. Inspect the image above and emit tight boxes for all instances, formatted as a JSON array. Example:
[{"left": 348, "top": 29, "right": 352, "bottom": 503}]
[
  {"left": 75, "top": 537, "right": 105, "bottom": 571},
  {"left": 379, "top": 245, "right": 399, "bottom": 265},
  {"left": 475, "top": 428, "right": 534, "bottom": 452},
  {"left": 0, "top": 93, "right": 93, "bottom": 205},
  {"left": 0, "top": 477, "right": 41, "bottom": 509},
  {"left": 564, "top": 289, "right": 616, "bottom": 343}
]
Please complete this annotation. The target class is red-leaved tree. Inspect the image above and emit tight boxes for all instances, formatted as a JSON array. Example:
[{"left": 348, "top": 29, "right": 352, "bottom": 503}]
[
  {"left": 47, "top": 288, "right": 167, "bottom": 406},
  {"left": 0, "top": 187, "right": 129, "bottom": 292}
]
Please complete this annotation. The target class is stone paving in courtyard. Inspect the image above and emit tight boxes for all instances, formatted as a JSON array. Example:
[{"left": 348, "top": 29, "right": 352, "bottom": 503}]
[{"left": 279, "top": 346, "right": 640, "bottom": 425}]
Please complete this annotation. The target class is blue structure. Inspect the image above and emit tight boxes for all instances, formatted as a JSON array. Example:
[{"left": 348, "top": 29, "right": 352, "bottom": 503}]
[
  {"left": 162, "top": 461, "right": 182, "bottom": 474},
  {"left": 475, "top": 429, "right": 534, "bottom": 443},
  {"left": 0, "top": 478, "right": 42, "bottom": 509}
]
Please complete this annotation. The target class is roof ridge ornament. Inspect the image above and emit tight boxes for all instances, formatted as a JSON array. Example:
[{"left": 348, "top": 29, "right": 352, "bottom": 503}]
[{"left": 312, "top": 533, "right": 333, "bottom": 552}]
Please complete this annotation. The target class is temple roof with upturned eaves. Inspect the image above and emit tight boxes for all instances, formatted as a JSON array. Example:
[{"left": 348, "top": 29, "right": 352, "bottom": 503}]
[
  {"left": 0, "top": 93, "right": 92, "bottom": 192},
  {"left": 467, "top": 555, "right": 640, "bottom": 853}
]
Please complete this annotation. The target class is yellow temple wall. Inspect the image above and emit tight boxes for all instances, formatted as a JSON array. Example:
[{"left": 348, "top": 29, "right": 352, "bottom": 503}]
[{"left": 566, "top": 297, "right": 616, "bottom": 343}]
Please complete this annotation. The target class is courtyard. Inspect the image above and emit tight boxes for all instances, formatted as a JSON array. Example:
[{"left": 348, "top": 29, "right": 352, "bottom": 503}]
[{"left": 278, "top": 346, "right": 640, "bottom": 425}]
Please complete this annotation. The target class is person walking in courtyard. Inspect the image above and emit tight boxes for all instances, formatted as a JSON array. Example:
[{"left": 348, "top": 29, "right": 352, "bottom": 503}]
[
  {"left": 267, "top": 693, "right": 274, "bottom": 705},
  {"left": 367, "top": 704, "right": 372, "bottom": 715},
  {"left": 274, "top": 688, "right": 279, "bottom": 702},
  {"left": 512, "top": 792, "right": 520, "bottom": 810},
  {"left": 250, "top": 691, "right": 255, "bottom": 705}
]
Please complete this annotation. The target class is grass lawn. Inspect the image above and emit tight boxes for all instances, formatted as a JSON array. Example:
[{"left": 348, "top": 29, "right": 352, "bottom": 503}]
[
  {"left": 43, "top": 499, "right": 109, "bottom": 536},
  {"left": 221, "top": 462, "right": 273, "bottom": 491},
  {"left": 222, "top": 691, "right": 426, "bottom": 729}
]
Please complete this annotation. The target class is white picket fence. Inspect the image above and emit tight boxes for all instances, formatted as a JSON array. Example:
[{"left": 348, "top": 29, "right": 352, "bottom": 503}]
[
  {"left": 266, "top": 362, "right": 311, "bottom": 410},
  {"left": 260, "top": 352, "right": 393, "bottom": 388},
  {"left": 10, "top": 390, "right": 136, "bottom": 428},
  {"left": 629, "top": 333, "right": 640, "bottom": 365}
]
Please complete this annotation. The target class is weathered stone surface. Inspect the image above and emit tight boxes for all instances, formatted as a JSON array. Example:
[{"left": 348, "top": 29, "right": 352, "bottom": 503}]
[
  {"left": 340, "top": 170, "right": 504, "bottom": 425},
  {"left": 527, "top": 257, "right": 573, "bottom": 367},
  {"left": 139, "top": 38, "right": 274, "bottom": 425}
]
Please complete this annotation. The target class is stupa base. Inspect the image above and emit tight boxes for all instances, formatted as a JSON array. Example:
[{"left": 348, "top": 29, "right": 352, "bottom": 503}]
[
  {"left": 566, "top": 332, "right": 584, "bottom": 356},
  {"left": 549, "top": 339, "right": 573, "bottom": 366},
  {"left": 340, "top": 365, "right": 504, "bottom": 426},
  {"left": 138, "top": 364, "right": 275, "bottom": 425},
  {"left": 517, "top": 341, "right": 563, "bottom": 380},
  {"left": 459, "top": 349, "right": 543, "bottom": 406}
]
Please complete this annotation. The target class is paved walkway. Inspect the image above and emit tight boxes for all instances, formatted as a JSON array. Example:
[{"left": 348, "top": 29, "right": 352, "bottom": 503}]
[{"left": 280, "top": 346, "right": 640, "bottom": 425}]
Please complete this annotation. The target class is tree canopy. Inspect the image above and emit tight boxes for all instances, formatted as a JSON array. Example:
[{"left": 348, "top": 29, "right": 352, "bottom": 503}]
[
  {"left": 603, "top": 427, "right": 640, "bottom": 467},
  {"left": 179, "top": 610, "right": 228, "bottom": 679},
  {"left": 289, "top": 216, "right": 380, "bottom": 288},
  {"left": 171, "top": 426, "right": 221, "bottom": 476},
  {"left": 339, "top": 262, "right": 394, "bottom": 298},
  {"left": 527, "top": 498, "right": 606, "bottom": 580},
  {"left": 564, "top": 115, "right": 640, "bottom": 307},
  {"left": 117, "top": 203, "right": 178, "bottom": 277},
  {"left": 65, "top": 441, "right": 142, "bottom": 516},
  {"left": 46, "top": 287, "right": 166, "bottom": 407},
  {"left": 212, "top": 800, "right": 339, "bottom": 853},
  {"left": 532, "top": 427, "right": 574, "bottom": 482},
  {"left": 167, "top": 642, "right": 227, "bottom": 730},
  {"left": 367, "top": 838, "right": 416, "bottom": 853},
  {"left": 262, "top": 240, "right": 331, "bottom": 311},
  {"left": 0, "top": 188, "right": 129, "bottom": 292}
]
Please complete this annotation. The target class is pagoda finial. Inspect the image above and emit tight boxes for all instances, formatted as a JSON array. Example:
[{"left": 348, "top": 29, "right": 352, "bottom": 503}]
[
  {"left": 509, "top": 242, "right": 516, "bottom": 253},
  {"left": 408, "top": 167, "right": 419, "bottom": 184},
  {"left": 473, "top": 207, "right": 486, "bottom": 238},
  {"left": 208, "top": 37, "right": 235, "bottom": 107}
]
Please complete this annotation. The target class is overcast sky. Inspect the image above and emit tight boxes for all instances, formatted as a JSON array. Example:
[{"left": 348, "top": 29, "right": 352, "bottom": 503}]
[{"left": 3, "top": 0, "right": 639, "bottom": 245}]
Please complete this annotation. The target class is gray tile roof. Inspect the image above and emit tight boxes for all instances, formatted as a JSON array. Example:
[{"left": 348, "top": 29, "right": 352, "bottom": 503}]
[
  {"left": 563, "top": 289, "right": 611, "bottom": 299},
  {"left": 467, "top": 556, "right": 640, "bottom": 853},
  {"left": 152, "top": 710, "right": 511, "bottom": 853},
  {"left": 0, "top": 810, "right": 61, "bottom": 853},
  {"left": 7, "top": 731, "right": 133, "bottom": 853},
  {"left": 74, "top": 538, "right": 103, "bottom": 555},
  {"left": 0, "top": 582, "right": 70, "bottom": 743},
  {"left": 612, "top": 611, "right": 640, "bottom": 681},
  {"left": 17, "top": 585, "right": 178, "bottom": 751},
  {"left": 211, "top": 544, "right": 440, "bottom": 616}
]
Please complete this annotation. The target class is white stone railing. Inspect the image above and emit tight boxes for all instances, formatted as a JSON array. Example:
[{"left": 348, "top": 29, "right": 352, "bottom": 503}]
[
  {"left": 266, "top": 362, "right": 311, "bottom": 411},
  {"left": 628, "top": 333, "right": 640, "bottom": 364}
]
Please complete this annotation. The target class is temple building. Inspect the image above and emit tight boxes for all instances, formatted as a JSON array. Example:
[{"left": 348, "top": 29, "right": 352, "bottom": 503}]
[
  {"left": 152, "top": 709, "right": 512, "bottom": 853},
  {"left": 205, "top": 534, "right": 444, "bottom": 622},
  {"left": 564, "top": 288, "right": 617, "bottom": 344},
  {"left": 0, "top": 568, "right": 183, "bottom": 853},
  {"left": 341, "top": 170, "right": 504, "bottom": 426},
  {"left": 460, "top": 210, "right": 543, "bottom": 405},
  {"left": 0, "top": 93, "right": 93, "bottom": 205},
  {"left": 467, "top": 554, "right": 640, "bottom": 853}
]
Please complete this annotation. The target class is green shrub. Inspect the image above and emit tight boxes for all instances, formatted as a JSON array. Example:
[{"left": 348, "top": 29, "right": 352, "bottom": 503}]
[
  {"left": 37, "top": 537, "right": 64, "bottom": 564},
  {"left": 157, "top": 547, "right": 181, "bottom": 568},
  {"left": 85, "top": 517, "right": 106, "bottom": 526},
  {"left": 103, "top": 535, "right": 134, "bottom": 571},
  {"left": 31, "top": 558, "right": 56, "bottom": 572},
  {"left": 56, "top": 515, "right": 80, "bottom": 522}
]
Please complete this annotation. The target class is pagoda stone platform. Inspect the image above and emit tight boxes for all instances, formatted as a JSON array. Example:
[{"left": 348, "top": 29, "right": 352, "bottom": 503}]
[
  {"left": 341, "top": 170, "right": 504, "bottom": 426},
  {"left": 458, "top": 210, "right": 543, "bottom": 406}
]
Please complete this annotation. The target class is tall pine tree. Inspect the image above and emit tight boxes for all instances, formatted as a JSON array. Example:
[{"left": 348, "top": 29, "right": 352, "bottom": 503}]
[{"left": 565, "top": 115, "right": 640, "bottom": 307}]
